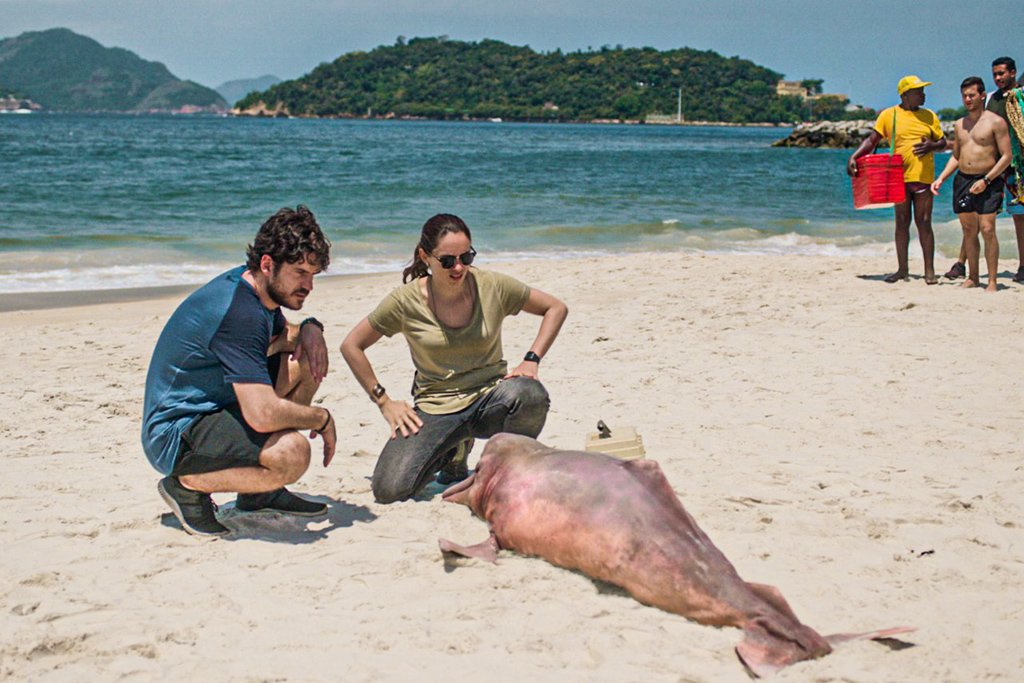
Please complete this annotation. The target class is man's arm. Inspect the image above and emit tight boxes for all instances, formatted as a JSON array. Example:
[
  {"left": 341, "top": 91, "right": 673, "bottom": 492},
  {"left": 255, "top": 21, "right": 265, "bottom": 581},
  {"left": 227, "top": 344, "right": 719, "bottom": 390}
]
[
  {"left": 846, "top": 130, "right": 884, "bottom": 177},
  {"left": 931, "top": 122, "right": 962, "bottom": 195},
  {"left": 989, "top": 117, "right": 1013, "bottom": 180},
  {"left": 233, "top": 383, "right": 337, "bottom": 465}
]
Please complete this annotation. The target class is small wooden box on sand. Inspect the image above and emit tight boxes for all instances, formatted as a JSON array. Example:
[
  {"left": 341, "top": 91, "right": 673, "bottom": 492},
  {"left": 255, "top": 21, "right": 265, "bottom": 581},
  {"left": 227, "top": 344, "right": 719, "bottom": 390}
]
[{"left": 584, "top": 426, "right": 646, "bottom": 460}]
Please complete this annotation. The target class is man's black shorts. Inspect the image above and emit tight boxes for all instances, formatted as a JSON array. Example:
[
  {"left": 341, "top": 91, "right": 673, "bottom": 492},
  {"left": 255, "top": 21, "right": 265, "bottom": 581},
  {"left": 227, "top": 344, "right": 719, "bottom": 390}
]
[
  {"left": 170, "top": 353, "right": 284, "bottom": 476},
  {"left": 953, "top": 172, "right": 1004, "bottom": 215},
  {"left": 170, "top": 403, "right": 272, "bottom": 476}
]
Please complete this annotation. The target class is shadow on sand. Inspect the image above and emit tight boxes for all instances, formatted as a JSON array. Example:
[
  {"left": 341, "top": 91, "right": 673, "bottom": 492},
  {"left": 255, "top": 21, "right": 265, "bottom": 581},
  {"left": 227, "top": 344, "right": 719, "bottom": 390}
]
[{"left": 160, "top": 494, "right": 377, "bottom": 544}]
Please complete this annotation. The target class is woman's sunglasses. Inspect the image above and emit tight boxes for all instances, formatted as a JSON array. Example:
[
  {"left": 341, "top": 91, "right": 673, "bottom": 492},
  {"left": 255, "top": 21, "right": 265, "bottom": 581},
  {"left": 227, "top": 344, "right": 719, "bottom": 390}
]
[{"left": 432, "top": 247, "right": 476, "bottom": 269}]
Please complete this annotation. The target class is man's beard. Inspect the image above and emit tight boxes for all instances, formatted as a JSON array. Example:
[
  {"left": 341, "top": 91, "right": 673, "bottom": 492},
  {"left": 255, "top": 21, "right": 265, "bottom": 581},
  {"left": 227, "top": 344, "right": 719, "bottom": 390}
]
[{"left": 267, "top": 272, "right": 309, "bottom": 310}]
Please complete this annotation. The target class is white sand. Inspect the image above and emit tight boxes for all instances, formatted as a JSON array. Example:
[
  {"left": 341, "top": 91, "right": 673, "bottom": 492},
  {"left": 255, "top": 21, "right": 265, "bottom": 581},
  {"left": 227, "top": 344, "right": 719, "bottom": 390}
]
[{"left": 1, "top": 253, "right": 1022, "bottom": 681}]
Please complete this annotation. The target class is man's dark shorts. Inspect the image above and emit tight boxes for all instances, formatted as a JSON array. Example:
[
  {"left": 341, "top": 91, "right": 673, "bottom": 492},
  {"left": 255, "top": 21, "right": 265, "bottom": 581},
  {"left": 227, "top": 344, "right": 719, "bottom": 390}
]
[
  {"left": 169, "top": 353, "right": 283, "bottom": 477},
  {"left": 170, "top": 403, "right": 271, "bottom": 476},
  {"left": 954, "top": 172, "right": 1004, "bottom": 215}
]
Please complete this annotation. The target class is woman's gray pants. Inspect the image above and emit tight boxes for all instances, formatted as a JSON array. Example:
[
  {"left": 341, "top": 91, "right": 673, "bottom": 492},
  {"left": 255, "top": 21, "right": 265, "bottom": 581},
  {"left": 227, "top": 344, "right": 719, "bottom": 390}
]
[{"left": 371, "top": 377, "right": 550, "bottom": 503}]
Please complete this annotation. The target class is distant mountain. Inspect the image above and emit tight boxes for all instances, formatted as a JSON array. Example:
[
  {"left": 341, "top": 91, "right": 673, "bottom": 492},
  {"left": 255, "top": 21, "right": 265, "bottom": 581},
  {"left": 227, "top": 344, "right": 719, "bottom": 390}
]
[
  {"left": 216, "top": 75, "right": 281, "bottom": 107},
  {"left": 236, "top": 37, "right": 827, "bottom": 123},
  {"left": 0, "top": 28, "right": 226, "bottom": 112}
]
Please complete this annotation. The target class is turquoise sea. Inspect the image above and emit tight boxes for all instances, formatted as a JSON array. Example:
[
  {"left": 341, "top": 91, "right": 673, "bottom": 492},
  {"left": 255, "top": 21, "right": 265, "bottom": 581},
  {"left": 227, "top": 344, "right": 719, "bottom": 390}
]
[{"left": 0, "top": 114, "right": 964, "bottom": 294}]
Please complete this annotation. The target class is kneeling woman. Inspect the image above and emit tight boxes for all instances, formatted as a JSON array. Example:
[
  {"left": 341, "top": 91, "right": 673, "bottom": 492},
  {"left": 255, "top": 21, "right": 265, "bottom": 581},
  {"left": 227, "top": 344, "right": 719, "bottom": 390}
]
[{"left": 341, "top": 214, "right": 568, "bottom": 503}]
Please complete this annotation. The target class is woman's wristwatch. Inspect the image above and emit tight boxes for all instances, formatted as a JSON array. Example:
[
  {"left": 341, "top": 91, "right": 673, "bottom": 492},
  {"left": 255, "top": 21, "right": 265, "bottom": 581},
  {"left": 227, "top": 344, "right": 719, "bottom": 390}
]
[{"left": 523, "top": 351, "right": 542, "bottom": 364}]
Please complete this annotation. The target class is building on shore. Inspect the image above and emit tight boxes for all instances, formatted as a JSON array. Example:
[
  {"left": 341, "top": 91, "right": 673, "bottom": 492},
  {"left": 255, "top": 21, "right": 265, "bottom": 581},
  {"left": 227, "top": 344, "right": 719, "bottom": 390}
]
[{"left": 776, "top": 81, "right": 810, "bottom": 98}]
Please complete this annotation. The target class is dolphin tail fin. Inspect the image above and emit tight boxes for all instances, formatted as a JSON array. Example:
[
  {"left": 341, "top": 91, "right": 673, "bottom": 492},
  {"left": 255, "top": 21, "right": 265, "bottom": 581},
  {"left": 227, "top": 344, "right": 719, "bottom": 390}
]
[
  {"left": 825, "top": 626, "right": 917, "bottom": 647},
  {"left": 737, "top": 621, "right": 918, "bottom": 677},
  {"left": 736, "top": 616, "right": 832, "bottom": 678},
  {"left": 438, "top": 533, "right": 499, "bottom": 564}
]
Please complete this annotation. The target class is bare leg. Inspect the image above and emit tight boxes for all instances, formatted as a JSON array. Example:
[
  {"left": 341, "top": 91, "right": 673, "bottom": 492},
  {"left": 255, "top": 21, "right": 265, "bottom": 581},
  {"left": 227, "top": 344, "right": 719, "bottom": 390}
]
[
  {"left": 274, "top": 353, "right": 321, "bottom": 405},
  {"left": 180, "top": 430, "right": 311, "bottom": 494},
  {"left": 912, "top": 190, "right": 936, "bottom": 283},
  {"left": 180, "top": 354, "right": 321, "bottom": 494},
  {"left": 890, "top": 195, "right": 912, "bottom": 281},
  {"left": 979, "top": 213, "right": 999, "bottom": 291},
  {"left": 960, "top": 212, "right": 980, "bottom": 288},
  {"left": 1015, "top": 215, "right": 1024, "bottom": 271}
]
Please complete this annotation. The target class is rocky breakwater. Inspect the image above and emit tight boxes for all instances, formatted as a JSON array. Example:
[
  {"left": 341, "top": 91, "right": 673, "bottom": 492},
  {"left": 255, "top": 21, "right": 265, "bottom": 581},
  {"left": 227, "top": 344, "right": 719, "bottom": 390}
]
[{"left": 773, "top": 119, "right": 954, "bottom": 148}]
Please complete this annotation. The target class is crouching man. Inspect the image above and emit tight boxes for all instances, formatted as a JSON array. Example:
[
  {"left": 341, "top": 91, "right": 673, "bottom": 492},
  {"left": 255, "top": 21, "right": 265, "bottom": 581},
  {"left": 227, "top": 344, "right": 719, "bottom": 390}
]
[{"left": 142, "top": 206, "right": 338, "bottom": 536}]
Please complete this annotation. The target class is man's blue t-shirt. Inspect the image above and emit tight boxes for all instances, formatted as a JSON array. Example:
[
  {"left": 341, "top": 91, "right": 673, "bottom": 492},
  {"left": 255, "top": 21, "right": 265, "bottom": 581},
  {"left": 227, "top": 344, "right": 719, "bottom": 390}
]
[{"left": 141, "top": 266, "right": 285, "bottom": 474}]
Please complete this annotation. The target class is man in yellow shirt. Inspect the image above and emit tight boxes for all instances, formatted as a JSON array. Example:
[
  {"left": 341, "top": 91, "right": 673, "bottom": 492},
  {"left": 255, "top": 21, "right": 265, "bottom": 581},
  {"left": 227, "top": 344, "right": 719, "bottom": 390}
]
[{"left": 848, "top": 75, "right": 949, "bottom": 284}]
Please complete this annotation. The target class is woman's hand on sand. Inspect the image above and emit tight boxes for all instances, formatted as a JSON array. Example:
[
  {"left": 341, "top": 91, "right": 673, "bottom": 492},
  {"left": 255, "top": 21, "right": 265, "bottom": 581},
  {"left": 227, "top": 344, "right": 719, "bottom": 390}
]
[
  {"left": 380, "top": 398, "right": 423, "bottom": 438},
  {"left": 505, "top": 361, "right": 539, "bottom": 380}
]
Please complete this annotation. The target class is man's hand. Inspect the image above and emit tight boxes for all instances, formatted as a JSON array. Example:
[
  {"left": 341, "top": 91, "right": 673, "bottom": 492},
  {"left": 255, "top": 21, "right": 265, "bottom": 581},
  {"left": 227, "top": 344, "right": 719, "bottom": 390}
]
[
  {"left": 311, "top": 413, "right": 337, "bottom": 466},
  {"left": 930, "top": 178, "right": 944, "bottom": 196},
  {"left": 969, "top": 178, "right": 988, "bottom": 195},
  {"left": 846, "top": 157, "right": 860, "bottom": 177},
  {"left": 505, "top": 361, "right": 539, "bottom": 380},
  {"left": 379, "top": 398, "right": 423, "bottom": 438},
  {"left": 293, "top": 324, "right": 328, "bottom": 383},
  {"left": 912, "top": 136, "right": 944, "bottom": 157}
]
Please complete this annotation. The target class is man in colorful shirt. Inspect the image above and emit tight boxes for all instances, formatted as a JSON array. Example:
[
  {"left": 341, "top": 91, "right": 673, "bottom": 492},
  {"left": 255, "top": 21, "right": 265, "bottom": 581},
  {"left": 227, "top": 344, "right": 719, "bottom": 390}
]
[
  {"left": 848, "top": 75, "right": 948, "bottom": 284},
  {"left": 142, "top": 206, "right": 338, "bottom": 536}
]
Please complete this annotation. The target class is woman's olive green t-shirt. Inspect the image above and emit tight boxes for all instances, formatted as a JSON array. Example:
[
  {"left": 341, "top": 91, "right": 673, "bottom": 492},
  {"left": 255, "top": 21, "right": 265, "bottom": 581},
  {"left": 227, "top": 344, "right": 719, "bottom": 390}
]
[{"left": 367, "top": 268, "right": 531, "bottom": 414}]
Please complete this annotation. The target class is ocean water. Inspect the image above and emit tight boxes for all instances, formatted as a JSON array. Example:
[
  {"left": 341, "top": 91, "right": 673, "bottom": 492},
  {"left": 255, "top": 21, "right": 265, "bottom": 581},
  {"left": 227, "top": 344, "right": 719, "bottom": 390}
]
[{"left": 0, "top": 114, "right": 965, "bottom": 294}]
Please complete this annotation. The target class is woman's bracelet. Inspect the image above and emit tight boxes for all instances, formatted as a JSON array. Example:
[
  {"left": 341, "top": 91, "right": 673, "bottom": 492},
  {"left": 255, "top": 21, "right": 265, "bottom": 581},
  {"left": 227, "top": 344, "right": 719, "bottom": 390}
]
[{"left": 317, "top": 408, "right": 332, "bottom": 432}]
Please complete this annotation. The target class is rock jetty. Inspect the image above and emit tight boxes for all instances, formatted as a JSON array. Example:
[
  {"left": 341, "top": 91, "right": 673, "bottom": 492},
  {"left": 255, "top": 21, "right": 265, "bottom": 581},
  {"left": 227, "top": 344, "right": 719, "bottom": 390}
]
[{"left": 773, "top": 119, "right": 954, "bottom": 148}]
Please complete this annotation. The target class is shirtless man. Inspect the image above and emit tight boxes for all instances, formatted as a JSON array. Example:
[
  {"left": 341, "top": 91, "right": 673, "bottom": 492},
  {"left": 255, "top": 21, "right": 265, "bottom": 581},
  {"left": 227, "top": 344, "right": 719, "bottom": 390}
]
[{"left": 931, "top": 77, "right": 1012, "bottom": 291}]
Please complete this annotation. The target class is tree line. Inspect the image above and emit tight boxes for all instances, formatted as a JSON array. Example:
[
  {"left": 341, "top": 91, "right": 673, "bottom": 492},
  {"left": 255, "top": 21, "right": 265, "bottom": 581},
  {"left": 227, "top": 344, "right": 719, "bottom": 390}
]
[{"left": 237, "top": 37, "right": 849, "bottom": 123}]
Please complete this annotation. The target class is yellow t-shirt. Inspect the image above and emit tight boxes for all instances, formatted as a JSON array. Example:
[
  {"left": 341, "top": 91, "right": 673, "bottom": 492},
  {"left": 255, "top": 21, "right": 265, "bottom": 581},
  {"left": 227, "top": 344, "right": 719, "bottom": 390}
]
[
  {"left": 367, "top": 268, "right": 531, "bottom": 414},
  {"left": 873, "top": 105, "right": 945, "bottom": 183}
]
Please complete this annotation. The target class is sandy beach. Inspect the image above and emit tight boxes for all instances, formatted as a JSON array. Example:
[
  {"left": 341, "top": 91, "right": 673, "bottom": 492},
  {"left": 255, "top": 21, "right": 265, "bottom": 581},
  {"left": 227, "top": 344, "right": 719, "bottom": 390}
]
[{"left": 1, "top": 252, "right": 1022, "bottom": 681}]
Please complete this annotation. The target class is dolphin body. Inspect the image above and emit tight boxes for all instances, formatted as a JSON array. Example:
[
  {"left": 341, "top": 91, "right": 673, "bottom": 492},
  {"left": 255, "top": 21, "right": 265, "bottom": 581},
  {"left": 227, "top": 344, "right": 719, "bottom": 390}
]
[{"left": 439, "top": 433, "right": 912, "bottom": 677}]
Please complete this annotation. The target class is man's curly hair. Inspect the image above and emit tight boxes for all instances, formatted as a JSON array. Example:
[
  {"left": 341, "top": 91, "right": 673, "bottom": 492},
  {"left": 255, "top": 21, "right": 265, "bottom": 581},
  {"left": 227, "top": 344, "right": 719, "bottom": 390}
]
[{"left": 246, "top": 205, "right": 331, "bottom": 273}]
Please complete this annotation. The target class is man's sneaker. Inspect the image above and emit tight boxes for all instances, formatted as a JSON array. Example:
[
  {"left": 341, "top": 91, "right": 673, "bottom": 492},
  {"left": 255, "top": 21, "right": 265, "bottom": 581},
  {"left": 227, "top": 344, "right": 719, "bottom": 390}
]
[
  {"left": 944, "top": 261, "right": 966, "bottom": 279},
  {"left": 437, "top": 438, "right": 475, "bottom": 486},
  {"left": 235, "top": 488, "right": 327, "bottom": 517},
  {"left": 1013, "top": 266, "right": 1024, "bottom": 283},
  {"left": 158, "top": 476, "right": 229, "bottom": 537}
]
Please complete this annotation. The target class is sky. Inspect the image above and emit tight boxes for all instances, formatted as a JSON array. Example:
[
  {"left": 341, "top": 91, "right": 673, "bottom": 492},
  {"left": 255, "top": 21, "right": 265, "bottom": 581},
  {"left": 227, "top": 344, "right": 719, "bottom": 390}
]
[{"left": 1, "top": 0, "right": 1020, "bottom": 111}]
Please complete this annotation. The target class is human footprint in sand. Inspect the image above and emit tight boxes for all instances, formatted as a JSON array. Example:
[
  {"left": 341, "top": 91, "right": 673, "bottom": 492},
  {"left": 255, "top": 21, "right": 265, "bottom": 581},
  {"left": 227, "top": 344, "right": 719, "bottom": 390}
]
[
  {"left": 341, "top": 213, "right": 568, "bottom": 504},
  {"left": 931, "top": 76, "right": 1012, "bottom": 292},
  {"left": 142, "top": 206, "right": 338, "bottom": 537},
  {"left": 847, "top": 75, "right": 948, "bottom": 285}
]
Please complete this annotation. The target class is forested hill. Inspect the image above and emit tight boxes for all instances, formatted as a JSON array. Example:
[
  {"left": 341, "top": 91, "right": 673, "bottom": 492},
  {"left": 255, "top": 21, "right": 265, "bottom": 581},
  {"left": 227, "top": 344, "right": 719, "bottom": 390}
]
[
  {"left": 0, "top": 28, "right": 226, "bottom": 112},
  {"left": 235, "top": 37, "right": 823, "bottom": 123}
]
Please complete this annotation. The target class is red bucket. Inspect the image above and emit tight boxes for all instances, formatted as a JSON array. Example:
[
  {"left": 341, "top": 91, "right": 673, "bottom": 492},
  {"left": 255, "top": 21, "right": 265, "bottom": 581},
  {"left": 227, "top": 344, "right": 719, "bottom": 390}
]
[{"left": 852, "top": 153, "right": 905, "bottom": 209}]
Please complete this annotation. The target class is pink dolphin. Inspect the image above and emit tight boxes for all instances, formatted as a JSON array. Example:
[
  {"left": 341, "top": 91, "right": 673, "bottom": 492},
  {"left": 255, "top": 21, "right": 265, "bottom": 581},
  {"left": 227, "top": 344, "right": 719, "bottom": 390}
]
[{"left": 439, "top": 433, "right": 913, "bottom": 677}]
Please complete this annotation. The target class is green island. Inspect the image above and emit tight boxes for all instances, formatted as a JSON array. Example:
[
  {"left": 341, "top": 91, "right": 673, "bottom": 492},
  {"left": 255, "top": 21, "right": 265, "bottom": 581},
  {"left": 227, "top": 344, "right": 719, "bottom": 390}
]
[
  {"left": 236, "top": 37, "right": 854, "bottom": 124},
  {"left": 0, "top": 28, "right": 225, "bottom": 113}
]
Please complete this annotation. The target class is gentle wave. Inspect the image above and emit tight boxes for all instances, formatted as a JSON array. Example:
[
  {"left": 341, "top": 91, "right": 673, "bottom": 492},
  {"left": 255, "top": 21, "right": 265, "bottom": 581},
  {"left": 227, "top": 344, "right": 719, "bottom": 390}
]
[{"left": 0, "top": 237, "right": 904, "bottom": 294}]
